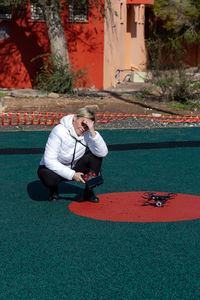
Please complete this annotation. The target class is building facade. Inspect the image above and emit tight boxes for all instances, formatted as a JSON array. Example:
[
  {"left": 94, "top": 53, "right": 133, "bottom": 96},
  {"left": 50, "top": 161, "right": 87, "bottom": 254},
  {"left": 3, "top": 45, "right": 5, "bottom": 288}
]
[
  {"left": 104, "top": 0, "right": 154, "bottom": 88},
  {"left": 0, "top": 0, "right": 154, "bottom": 90}
]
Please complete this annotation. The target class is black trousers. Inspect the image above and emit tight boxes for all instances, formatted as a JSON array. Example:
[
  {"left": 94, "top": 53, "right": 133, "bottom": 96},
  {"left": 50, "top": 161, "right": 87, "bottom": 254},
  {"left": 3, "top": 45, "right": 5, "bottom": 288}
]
[{"left": 37, "top": 150, "right": 103, "bottom": 192}]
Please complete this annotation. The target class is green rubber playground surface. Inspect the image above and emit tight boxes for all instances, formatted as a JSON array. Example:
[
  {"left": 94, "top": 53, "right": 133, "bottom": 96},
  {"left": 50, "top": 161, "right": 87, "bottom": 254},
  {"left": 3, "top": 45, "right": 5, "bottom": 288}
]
[{"left": 1, "top": 128, "right": 200, "bottom": 299}]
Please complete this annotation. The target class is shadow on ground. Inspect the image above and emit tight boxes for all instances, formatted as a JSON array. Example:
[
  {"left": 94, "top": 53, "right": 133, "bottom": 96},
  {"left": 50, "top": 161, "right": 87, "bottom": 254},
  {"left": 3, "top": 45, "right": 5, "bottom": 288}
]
[
  {"left": 102, "top": 90, "right": 181, "bottom": 115},
  {"left": 27, "top": 180, "right": 84, "bottom": 202}
]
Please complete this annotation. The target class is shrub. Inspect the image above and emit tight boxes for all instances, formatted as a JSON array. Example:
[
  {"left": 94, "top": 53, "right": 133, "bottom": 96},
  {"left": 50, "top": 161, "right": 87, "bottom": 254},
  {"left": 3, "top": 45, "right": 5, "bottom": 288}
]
[
  {"left": 33, "top": 54, "right": 88, "bottom": 94},
  {"left": 141, "top": 38, "right": 200, "bottom": 103}
]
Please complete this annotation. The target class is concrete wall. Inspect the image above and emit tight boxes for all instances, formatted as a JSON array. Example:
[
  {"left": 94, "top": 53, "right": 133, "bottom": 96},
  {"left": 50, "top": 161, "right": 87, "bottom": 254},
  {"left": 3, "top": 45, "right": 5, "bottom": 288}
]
[
  {"left": 104, "top": 0, "right": 127, "bottom": 89},
  {"left": 129, "top": 5, "right": 147, "bottom": 71},
  {"left": 104, "top": 0, "right": 147, "bottom": 89}
]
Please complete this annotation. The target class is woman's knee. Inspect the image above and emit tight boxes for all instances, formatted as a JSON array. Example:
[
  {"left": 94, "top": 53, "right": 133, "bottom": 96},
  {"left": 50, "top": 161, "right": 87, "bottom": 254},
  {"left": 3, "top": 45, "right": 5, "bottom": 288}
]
[{"left": 38, "top": 166, "right": 62, "bottom": 187}]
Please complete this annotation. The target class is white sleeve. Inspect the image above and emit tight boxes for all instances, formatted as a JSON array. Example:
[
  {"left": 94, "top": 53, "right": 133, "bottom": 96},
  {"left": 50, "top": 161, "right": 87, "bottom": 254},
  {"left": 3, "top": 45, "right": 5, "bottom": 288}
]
[
  {"left": 87, "top": 131, "right": 108, "bottom": 157},
  {"left": 43, "top": 129, "right": 75, "bottom": 180}
]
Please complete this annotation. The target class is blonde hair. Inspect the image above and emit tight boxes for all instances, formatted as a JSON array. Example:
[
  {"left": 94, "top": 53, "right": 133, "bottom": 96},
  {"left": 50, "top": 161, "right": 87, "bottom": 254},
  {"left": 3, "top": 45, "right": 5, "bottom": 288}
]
[{"left": 76, "top": 107, "right": 96, "bottom": 122}]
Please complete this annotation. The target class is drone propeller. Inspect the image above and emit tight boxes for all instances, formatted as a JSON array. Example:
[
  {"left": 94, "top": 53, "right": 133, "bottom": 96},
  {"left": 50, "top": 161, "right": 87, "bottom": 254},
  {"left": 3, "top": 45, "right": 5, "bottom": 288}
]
[
  {"left": 166, "top": 193, "right": 177, "bottom": 199},
  {"left": 142, "top": 192, "right": 155, "bottom": 199}
]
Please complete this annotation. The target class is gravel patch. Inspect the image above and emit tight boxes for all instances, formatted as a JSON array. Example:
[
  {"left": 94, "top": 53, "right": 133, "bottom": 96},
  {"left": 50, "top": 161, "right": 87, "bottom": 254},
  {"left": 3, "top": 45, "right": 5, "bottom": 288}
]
[{"left": 96, "top": 118, "right": 200, "bottom": 129}]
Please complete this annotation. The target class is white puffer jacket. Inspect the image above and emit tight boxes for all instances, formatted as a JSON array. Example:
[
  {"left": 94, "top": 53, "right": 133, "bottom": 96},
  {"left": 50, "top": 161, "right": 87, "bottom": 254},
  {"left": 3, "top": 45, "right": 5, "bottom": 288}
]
[{"left": 40, "top": 114, "right": 108, "bottom": 180}]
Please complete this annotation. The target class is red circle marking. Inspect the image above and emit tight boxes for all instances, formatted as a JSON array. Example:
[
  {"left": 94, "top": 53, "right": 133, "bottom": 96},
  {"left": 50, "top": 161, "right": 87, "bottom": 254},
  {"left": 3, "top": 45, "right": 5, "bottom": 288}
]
[{"left": 69, "top": 191, "right": 200, "bottom": 222}]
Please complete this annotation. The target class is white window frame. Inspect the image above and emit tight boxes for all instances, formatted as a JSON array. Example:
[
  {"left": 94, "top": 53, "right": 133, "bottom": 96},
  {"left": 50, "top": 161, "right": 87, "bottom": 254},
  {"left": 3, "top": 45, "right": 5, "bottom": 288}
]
[
  {"left": 30, "top": 3, "right": 44, "bottom": 21},
  {"left": 68, "top": 1, "right": 88, "bottom": 23},
  {"left": 0, "top": 6, "right": 12, "bottom": 20}
]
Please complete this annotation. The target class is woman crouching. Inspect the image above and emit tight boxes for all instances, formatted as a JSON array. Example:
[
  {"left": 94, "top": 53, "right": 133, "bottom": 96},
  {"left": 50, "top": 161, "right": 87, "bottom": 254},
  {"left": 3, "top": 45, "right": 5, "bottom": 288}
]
[{"left": 37, "top": 107, "right": 108, "bottom": 202}]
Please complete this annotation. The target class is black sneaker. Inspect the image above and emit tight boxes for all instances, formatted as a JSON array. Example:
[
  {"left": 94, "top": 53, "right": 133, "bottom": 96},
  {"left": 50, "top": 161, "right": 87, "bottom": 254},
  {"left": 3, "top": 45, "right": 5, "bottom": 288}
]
[
  {"left": 83, "top": 187, "right": 99, "bottom": 203},
  {"left": 49, "top": 188, "right": 59, "bottom": 202}
]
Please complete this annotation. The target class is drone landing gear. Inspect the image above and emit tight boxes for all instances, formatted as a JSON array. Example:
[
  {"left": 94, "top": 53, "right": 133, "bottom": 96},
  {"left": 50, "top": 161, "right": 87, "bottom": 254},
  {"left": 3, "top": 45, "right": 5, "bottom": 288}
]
[{"left": 155, "top": 200, "right": 163, "bottom": 207}]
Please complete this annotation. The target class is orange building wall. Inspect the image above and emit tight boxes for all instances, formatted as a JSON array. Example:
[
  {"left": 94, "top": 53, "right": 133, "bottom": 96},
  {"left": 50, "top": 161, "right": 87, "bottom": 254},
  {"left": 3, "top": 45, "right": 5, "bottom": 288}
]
[
  {"left": 104, "top": 0, "right": 148, "bottom": 89},
  {"left": 0, "top": 1, "right": 104, "bottom": 89},
  {"left": 0, "top": 17, "right": 48, "bottom": 88}
]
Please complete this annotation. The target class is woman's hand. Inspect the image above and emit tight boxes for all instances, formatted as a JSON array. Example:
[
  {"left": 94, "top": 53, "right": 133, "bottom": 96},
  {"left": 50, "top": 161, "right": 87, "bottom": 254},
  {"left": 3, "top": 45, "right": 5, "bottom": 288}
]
[
  {"left": 82, "top": 119, "right": 96, "bottom": 137},
  {"left": 72, "top": 172, "right": 85, "bottom": 183}
]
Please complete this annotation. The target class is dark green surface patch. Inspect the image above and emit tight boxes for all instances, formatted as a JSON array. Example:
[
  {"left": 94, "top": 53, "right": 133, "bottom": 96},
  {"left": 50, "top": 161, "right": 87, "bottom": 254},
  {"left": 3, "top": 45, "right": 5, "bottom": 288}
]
[{"left": 1, "top": 129, "right": 200, "bottom": 299}]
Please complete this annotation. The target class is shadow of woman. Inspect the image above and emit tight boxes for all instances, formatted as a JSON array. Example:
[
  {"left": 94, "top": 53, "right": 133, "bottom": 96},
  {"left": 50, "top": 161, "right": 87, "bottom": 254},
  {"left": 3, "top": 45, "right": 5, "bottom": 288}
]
[{"left": 27, "top": 180, "right": 84, "bottom": 202}]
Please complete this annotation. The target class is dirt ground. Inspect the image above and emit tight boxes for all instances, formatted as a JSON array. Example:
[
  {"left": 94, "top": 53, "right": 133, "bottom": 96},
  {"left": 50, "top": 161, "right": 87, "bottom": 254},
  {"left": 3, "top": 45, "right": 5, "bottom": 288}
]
[
  {"left": 2, "top": 93, "right": 198, "bottom": 116},
  {"left": 1, "top": 90, "right": 200, "bottom": 131},
  {"left": 1, "top": 81, "right": 200, "bottom": 122}
]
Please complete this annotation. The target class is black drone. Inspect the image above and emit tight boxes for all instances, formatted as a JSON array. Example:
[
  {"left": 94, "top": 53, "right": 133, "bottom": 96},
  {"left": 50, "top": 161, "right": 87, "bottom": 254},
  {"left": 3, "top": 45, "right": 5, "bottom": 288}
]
[{"left": 142, "top": 192, "right": 177, "bottom": 207}]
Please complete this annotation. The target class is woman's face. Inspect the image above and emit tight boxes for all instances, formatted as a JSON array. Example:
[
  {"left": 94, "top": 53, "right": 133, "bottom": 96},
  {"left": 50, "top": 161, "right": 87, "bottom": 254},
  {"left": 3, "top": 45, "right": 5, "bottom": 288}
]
[{"left": 73, "top": 115, "right": 90, "bottom": 136}]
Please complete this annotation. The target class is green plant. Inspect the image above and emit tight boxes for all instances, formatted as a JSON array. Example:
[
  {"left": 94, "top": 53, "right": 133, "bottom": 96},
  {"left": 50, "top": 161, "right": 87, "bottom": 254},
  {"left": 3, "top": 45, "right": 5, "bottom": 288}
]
[
  {"left": 154, "top": 0, "right": 200, "bottom": 44},
  {"left": 167, "top": 103, "right": 188, "bottom": 110},
  {"left": 155, "top": 69, "right": 200, "bottom": 102},
  {"left": 0, "top": 92, "right": 9, "bottom": 97},
  {"left": 145, "top": 36, "right": 200, "bottom": 103},
  {"left": 33, "top": 54, "right": 88, "bottom": 94},
  {"left": 146, "top": 35, "right": 186, "bottom": 71},
  {"left": 167, "top": 102, "right": 200, "bottom": 111},
  {"left": 146, "top": 37, "right": 164, "bottom": 71},
  {"left": 135, "top": 69, "right": 200, "bottom": 104}
]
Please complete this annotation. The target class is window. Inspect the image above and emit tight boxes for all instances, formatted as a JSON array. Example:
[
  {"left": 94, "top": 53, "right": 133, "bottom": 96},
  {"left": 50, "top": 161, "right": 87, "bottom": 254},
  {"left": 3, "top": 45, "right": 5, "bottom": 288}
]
[
  {"left": 68, "top": 0, "right": 88, "bottom": 23},
  {"left": 120, "top": 2, "right": 124, "bottom": 24},
  {"left": 30, "top": 3, "right": 44, "bottom": 21},
  {"left": 0, "top": 6, "right": 12, "bottom": 20},
  {"left": 134, "top": 5, "right": 144, "bottom": 24}
]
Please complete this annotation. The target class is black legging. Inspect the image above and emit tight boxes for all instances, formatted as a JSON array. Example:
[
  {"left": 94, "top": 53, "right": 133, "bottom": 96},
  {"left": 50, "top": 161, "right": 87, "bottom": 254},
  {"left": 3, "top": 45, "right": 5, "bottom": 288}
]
[{"left": 37, "top": 150, "right": 103, "bottom": 192}]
